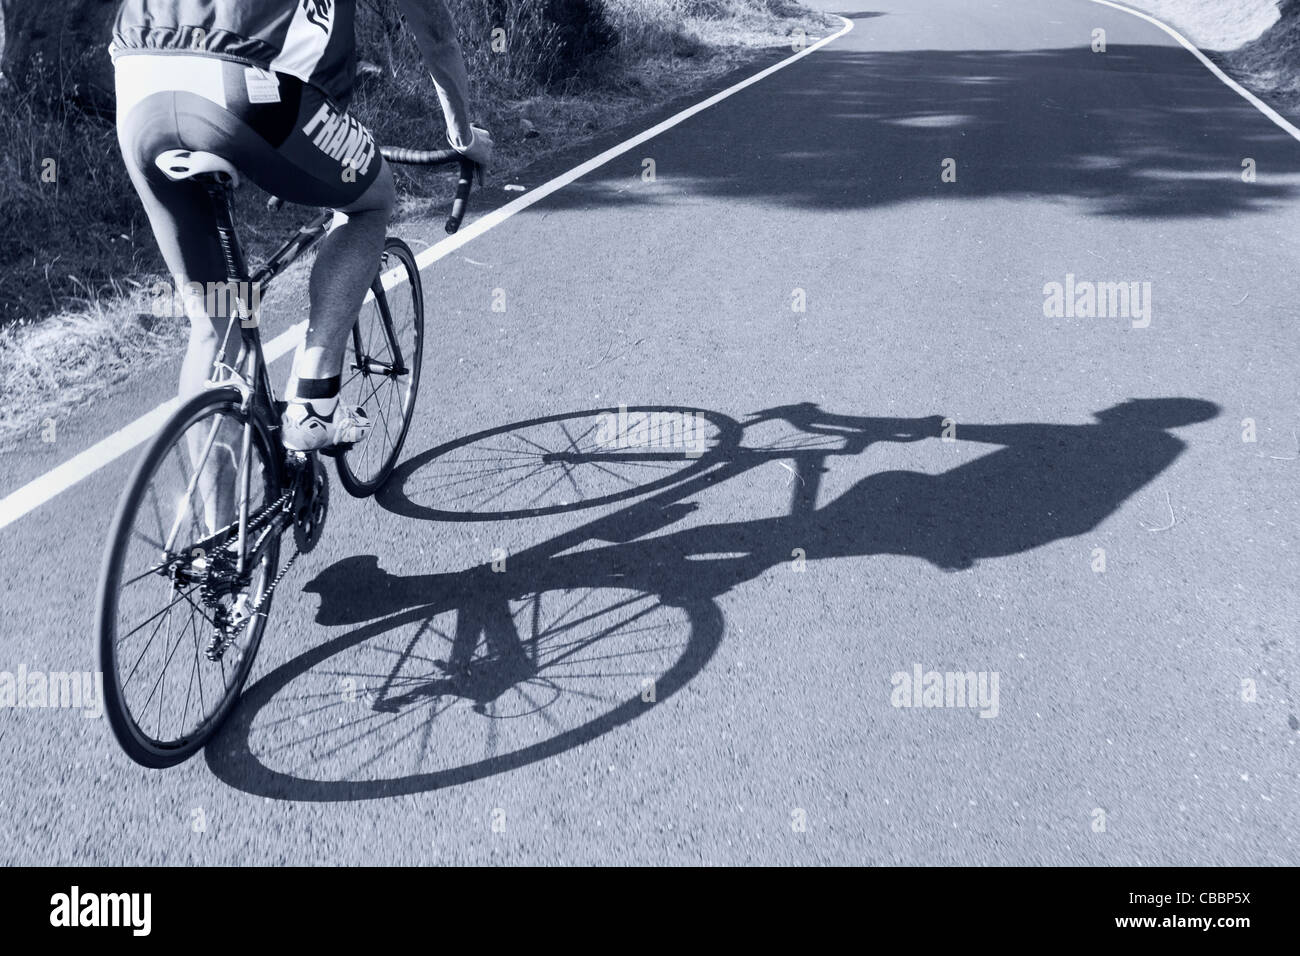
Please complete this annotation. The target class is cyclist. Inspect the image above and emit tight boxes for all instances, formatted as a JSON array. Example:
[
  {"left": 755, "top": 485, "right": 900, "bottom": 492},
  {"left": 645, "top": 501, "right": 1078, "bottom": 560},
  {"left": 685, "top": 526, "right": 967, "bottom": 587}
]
[{"left": 112, "top": 0, "right": 492, "bottom": 450}]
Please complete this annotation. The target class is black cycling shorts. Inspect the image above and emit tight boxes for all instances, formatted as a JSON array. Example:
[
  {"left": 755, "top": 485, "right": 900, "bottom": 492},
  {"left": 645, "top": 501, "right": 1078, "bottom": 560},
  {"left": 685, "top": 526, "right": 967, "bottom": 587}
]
[{"left": 115, "top": 52, "right": 383, "bottom": 286}]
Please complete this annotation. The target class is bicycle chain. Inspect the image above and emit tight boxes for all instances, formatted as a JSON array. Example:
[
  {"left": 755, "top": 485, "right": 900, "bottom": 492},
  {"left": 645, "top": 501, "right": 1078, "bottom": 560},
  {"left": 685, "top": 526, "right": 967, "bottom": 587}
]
[
  {"left": 203, "top": 545, "right": 299, "bottom": 661},
  {"left": 196, "top": 488, "right": 291, "bottom": 591},
  {"left": 246, "top": 488, "right": 295, "bottom": 536},
  {"left": 249, "top": 546, "right": 300, "bottom": 622}
]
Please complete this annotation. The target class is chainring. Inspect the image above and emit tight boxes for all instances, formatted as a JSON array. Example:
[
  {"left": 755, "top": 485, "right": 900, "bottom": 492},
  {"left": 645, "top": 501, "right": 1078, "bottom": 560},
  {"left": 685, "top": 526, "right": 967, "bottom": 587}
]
[{"left": 292, "top": 453, "right": 329, "bottom": 553}]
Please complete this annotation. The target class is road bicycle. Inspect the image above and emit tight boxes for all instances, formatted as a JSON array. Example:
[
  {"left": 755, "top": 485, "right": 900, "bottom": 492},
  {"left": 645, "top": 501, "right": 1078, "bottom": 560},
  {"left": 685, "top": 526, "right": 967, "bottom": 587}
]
[{"left": 95, "top": 145, "right": 476, "bottom": 768}]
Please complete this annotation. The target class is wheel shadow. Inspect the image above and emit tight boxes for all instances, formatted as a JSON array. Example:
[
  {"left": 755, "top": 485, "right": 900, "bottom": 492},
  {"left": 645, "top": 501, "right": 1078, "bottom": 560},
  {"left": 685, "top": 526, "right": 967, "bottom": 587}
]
[{"left": 207, "top": 397, "right": 1218, "bottom": 800}]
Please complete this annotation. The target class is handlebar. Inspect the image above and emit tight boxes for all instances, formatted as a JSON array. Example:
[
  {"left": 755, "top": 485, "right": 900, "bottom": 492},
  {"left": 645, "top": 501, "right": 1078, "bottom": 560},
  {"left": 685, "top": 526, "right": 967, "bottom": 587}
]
[
  {"left": 266, "top": 147, "right": 477, "bottom": 234},
  {"left": 380, "top": 147, "right": 476, "bottom": 234}
]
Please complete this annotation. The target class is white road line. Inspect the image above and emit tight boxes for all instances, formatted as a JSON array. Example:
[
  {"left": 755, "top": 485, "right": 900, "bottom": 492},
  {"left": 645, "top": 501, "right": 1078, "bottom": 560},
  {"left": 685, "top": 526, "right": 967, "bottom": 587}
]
[
  {"left": 404, "top": 15, "right": 855, "bottom": 272},
  {"left": 0, "top": 16, "right": 854, "bottom": 533},
  {"left": 1085, "top": 0, "right": 1300, "bottom": 144},
  {"left": 0, "top": 399, "right": 181, "bottom": 531}
]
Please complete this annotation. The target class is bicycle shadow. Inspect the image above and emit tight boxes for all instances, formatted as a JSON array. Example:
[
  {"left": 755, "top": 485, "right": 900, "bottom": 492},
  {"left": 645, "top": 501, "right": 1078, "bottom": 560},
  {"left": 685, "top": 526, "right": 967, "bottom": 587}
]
[{"left": 206, "top": 397, "right": 1217, "bottom": 800}]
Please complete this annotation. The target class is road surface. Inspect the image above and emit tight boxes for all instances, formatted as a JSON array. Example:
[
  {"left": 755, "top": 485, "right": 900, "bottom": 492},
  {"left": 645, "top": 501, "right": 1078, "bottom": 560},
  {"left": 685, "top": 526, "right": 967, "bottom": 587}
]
[{"left": 2, "top": 0, "right": 1298, "bottom": 865}]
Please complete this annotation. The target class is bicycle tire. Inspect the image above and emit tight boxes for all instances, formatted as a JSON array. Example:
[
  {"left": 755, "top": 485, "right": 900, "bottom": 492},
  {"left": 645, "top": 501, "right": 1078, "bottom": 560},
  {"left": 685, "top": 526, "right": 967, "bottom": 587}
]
[
  {"left": 96, "top": 387, "right": 283, "bottom": 768},
  {"left": 335, "top": 237, "right": 424, "bottom": 498}
]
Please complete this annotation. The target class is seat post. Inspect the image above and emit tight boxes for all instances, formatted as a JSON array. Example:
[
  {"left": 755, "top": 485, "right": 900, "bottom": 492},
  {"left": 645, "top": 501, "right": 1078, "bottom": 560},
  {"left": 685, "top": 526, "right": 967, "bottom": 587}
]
[
  {"left": 201, "top": 177, "right": 274, "bottom": 411},
  {"left": 204, "top": 179, "right": 249, "bottom": 287},
  {"left": 203, "top": 177, "right": 262, "bottom": 345}
]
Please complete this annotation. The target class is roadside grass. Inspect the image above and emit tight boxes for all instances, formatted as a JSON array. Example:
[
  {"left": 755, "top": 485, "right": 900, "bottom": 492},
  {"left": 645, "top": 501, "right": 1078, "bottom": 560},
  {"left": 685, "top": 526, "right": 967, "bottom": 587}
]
[
  {"left": 0, "top": 0, "right": 835, "bottom": 448},
  {"left": 1118, "top": 1, "right": 1300, "bottom": 112},
  {"left": 1229, "top": 3, "right": 1300, "bottom": 112},
  {"left": 0, "top": 285, "right": 186, "bottom": 440},
  {"left": 1113, "top": 0, "right": 1282, "bottom": 50}
]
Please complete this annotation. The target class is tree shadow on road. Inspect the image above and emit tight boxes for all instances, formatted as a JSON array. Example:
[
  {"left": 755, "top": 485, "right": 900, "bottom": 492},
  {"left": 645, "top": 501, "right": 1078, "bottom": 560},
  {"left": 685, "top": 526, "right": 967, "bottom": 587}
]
[
  {"left": 206, "top": 397, "right": 1218, "bottom": 801},
  {"left": 531, "top": 43, "right": 1300, "bottom": 219}
]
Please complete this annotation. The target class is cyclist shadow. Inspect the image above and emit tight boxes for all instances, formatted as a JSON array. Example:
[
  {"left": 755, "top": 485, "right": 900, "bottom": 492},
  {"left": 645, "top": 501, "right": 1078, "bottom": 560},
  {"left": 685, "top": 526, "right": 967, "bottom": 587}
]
[{"left": 208, "top": 397, "right": 1217, "bottom": 801}]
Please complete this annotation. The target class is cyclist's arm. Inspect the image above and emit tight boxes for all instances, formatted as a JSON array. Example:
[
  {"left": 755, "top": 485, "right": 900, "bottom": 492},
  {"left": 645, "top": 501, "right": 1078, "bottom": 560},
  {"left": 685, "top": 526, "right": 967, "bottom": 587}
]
[
  {"left": 394, "top": 0, "right": 474, "bottom": 150},
  {"left": 942, "top": 423, "right": 1039, "bottom": 445}
]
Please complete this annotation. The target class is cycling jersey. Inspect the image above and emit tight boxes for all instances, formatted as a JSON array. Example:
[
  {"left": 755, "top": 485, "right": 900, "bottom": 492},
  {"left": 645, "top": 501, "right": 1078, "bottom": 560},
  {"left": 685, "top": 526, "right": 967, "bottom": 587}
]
[{"left": 112, "top": 1, "right": 358, "bottom": 107}]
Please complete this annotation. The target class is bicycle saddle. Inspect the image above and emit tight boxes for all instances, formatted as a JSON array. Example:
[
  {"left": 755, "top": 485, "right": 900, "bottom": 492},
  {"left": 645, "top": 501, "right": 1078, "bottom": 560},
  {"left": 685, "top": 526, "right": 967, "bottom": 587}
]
[{"left": 154, "top": 149, "right": 241, "bottom": 187}]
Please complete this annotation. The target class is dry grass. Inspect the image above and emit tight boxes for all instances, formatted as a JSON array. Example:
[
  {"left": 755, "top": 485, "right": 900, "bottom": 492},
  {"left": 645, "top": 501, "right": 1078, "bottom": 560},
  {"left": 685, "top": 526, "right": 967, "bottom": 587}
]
[
  {"left": 0, "top": 0, "right": 834, "bottom": 448},
  {"left": 1228, "top": 3, "right": 1300, "bottom": 111},
  {"left": 0, "top": 283, "right": 186, "bottom": 441},
  {"left": 1114, "top": 0, "right": 1281, "bottom": 50},
  {"left": 0, "top": 90, "right": 156, "bottom": 324}
]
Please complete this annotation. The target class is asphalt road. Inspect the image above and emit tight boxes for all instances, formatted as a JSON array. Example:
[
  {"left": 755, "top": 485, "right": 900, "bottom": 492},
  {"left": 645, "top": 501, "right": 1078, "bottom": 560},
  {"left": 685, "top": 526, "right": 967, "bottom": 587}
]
[{"left": 2, "top": 0, "right": 1299, "bottom": 865}]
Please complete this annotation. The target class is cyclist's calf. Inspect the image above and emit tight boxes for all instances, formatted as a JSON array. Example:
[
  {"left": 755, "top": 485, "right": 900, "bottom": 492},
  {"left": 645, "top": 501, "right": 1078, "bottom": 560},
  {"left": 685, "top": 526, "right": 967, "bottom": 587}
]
[
  {"left": 295, "top": 161, "right": 396, "bottom": 387},
  {"left": 178, "top": 279, "right": 244, "bottom": 399}
]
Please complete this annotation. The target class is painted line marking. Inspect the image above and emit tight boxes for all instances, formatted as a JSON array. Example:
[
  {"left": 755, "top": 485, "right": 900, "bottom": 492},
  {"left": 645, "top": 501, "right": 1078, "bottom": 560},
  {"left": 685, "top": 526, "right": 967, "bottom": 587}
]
[
  {"left": 0, "top": 16, "right": 854, "bottom": 532},
  {"left": 1084, "top": 0, "right": 1300, "bottom": 143},
  {"left": 0, "top": 399, "right": 182, "bottom": 530}
]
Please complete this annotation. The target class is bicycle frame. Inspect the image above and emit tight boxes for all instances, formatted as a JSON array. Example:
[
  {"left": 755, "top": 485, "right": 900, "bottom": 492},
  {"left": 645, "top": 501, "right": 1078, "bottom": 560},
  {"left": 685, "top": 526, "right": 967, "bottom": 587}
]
[
  {"left": 207, "top": 181, "right": 334, "bottom": 403},
  {"left": 172, "top": 145, "right": 471, "bottom": 577},
  {"left": 192, "top": 179, "right": 332, "bottom": 576}
]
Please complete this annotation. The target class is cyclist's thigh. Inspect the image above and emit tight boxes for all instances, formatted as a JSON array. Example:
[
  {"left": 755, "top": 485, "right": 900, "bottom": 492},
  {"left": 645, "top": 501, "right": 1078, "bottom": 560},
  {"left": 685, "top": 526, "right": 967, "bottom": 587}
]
[
  {"left": 115, "top": 55, "right": 228, "bottom": 287},
  {"left": 115, "top": 54, "right": 383, "bottom": 283},
  {"left": 258, "top": 80, "right": 385, "bottom": 210}
]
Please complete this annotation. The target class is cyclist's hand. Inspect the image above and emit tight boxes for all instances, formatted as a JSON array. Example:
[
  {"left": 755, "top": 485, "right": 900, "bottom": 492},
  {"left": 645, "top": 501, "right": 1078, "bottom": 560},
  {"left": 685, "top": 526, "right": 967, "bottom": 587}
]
[
  {"left": 455, "top": 124, "right": 493, "bottom": 171},
  {"left": 882, "top": 415, "right": 944, "bottom": 442}
]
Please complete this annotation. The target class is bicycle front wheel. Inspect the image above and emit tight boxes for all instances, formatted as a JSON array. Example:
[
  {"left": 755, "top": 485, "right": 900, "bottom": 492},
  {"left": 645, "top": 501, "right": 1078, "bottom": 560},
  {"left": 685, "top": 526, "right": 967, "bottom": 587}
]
[
  {"left": 96, "top": 388, "right": 283, "bottom": 768},
  {"left": 335, "top": 236, "right": 424, "bottom": 497}
]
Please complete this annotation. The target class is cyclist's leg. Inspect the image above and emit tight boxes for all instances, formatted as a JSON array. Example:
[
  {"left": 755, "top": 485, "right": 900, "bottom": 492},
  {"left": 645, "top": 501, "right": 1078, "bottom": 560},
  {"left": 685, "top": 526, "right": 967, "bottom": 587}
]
[
  {"left": 229, "top": 80, "right": 395, "bottom": 449},
  {"left": 295, "top": 164, "right": 396, "bottom": 387},
  {"left": 115, "top": 56, "right": 236, "bottom": 403},
  {"left": 273, "top": 170, "right": 394, "bottom": 449},
  {"left": 116, "top": 56, "right": 242, "bottom": 533}
]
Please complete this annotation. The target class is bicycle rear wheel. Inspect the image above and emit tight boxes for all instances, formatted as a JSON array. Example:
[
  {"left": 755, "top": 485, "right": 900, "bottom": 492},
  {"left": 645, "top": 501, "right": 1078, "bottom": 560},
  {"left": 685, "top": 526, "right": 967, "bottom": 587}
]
[
  {"left": 96, "top": 388, "right": 283, "bottom": 767},
  {"left": 335, "top": 237, "right": 423, "bottom": 497}
]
